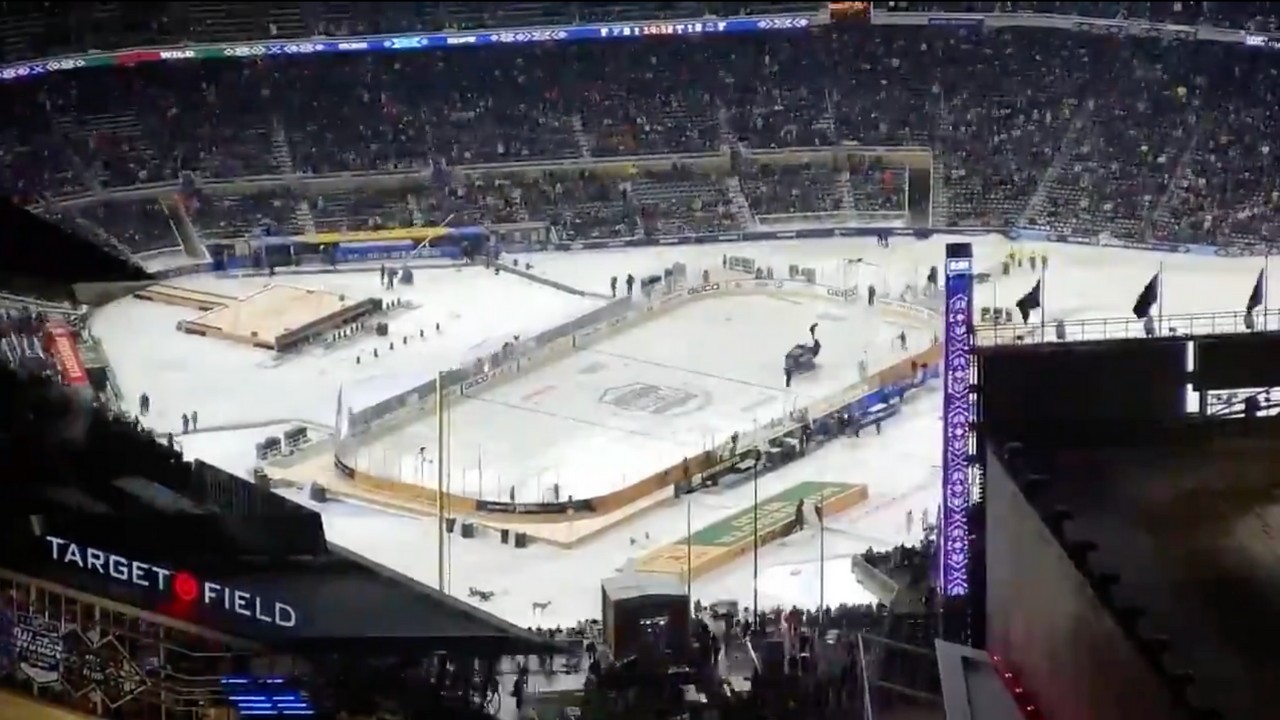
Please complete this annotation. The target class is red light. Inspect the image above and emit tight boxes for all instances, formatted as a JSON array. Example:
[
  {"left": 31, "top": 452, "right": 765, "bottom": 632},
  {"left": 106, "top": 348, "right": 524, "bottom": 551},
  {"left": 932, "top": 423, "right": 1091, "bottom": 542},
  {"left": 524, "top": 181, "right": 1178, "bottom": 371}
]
[{"left": 174, "top": 572, "right": 200, "bottom": 602}]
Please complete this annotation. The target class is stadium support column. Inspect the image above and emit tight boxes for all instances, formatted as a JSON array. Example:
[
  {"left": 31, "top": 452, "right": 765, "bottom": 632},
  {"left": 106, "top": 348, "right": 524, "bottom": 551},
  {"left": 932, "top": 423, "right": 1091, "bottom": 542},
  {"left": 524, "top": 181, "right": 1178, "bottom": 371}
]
[{"left": 941, "top": 242, "right": 973, "bottom": 597}]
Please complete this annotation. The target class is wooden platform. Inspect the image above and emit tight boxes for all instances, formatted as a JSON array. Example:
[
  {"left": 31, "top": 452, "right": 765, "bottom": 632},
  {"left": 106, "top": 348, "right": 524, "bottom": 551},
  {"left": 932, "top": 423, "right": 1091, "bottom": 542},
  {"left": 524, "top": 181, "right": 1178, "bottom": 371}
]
[
  {"left": 265, "top": 452, "right": 674, "bottom": 548},
  {"left": 634, "top": 482, "right": 869, "bottom": 580},
  {"left": 133, "top": 283, "right": 233, "bottom": 311},
  {"left": 135, "top": 282, "right": 377, "bottom": 351}
]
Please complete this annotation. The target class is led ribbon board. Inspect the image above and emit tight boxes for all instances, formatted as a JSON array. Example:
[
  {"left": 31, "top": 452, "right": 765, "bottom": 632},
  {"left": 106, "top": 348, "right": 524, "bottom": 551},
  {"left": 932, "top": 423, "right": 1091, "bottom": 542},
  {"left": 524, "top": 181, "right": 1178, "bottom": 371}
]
[
  {"left": 942, "top": 245, "right": 974, "bottom": 596},
  {"left": 0, "top": 14, "right": 814, "bottom": 81},
  {"left": 44, "top": 537, "right": 297, "bottom": 627}
]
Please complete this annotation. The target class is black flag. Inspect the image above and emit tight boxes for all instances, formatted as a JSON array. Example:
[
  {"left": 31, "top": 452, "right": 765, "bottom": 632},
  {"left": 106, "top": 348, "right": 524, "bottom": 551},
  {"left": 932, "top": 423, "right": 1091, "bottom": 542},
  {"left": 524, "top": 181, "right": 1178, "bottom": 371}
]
[
  {"left": 1015, "top": 279, "right": 1042, "bottom": 324},
  {"left": 1246, "top": 268, "right": 1265, "bottom": 313},
  {"left": 1133, "top": 272, "right": 1159, "bottom": 319}
]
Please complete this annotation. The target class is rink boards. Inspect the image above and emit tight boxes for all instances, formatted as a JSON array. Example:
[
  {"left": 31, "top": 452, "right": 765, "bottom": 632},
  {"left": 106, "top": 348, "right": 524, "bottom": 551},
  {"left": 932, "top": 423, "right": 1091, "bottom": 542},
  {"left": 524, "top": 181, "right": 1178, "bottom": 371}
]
[
  {"left": 634, "top": 481, "right": 869, "bottom": 580},
  {"left": 319, "top": 273, "right": 940, "bottom": 543}
]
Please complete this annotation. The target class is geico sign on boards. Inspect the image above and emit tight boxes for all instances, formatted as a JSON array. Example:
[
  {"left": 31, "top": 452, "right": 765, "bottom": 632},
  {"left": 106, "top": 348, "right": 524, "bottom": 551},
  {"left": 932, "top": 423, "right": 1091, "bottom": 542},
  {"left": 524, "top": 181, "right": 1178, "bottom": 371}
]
[
  {"left": 462, "top": 372, "right": 493, "bottom": 392},
  {"left": 826, "top": 288, "right": 856, "bottom": 300},
  {"left": 44, "top": 536, "right": 297, "bottom": 627},
  {"left": 686, "top": 283, "right": 720, "bottom": 296}
]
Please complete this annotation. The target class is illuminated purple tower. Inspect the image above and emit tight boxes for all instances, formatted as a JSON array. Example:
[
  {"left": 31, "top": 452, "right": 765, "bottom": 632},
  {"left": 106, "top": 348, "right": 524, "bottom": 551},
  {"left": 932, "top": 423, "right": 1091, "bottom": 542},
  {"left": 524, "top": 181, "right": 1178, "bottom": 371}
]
[{"left": 941, "top": 242, "right": 974, "bottom": 596}]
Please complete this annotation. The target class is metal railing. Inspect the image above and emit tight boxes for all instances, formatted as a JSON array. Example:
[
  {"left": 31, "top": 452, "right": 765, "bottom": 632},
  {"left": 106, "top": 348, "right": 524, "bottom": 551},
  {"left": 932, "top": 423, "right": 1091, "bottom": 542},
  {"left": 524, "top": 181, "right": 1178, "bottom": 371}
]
[{"left": 974, "top": 308, "right": 1280, "bottom": 346}]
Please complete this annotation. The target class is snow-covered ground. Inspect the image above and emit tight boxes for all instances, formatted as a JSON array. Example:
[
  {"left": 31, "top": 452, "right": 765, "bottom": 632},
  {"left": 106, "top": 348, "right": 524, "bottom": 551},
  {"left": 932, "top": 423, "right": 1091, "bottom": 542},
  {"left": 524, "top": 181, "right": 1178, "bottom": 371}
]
[
  {"left": 102, "top": 232, "right": 1276, "bottom": 627},
  {"left": 90, "top": 268, "right": 603, "bottom": 435}
]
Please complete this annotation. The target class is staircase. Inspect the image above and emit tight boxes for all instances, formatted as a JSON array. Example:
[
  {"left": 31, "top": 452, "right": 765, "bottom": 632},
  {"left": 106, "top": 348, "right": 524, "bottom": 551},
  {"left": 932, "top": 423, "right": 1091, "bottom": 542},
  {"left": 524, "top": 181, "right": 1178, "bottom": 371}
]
[
  {"left": 1145, "top": 131, "right": 1201, "bottom": 240},
  {"left": 294, "top": 201, "right": 317, "bottom": 236},
  {"left": 571, "top": 115, "right": 592, "bottom": 159},
  {"left": 931, "top": 157, "right": 951, "bottom": 227},
  {"left": 724, "top": 176, "right": 755, "bottom": 228},
  {"left": 268, "top": 121, "right": 314, "bottom": 233},
  {"left": 1015, "top": 106, "right": 1093, "bottom": 228},
  {"left": 818, "top": 89, "right": 838, "bottom": 142},
  {"left": 834, "top": 171, "right": 855, "bottom": 210},
  {"left": 407, "top": 192, "right": 425, "bottom": 227},
  {"left": 270, "top": 121, "right": 295, "bottom": 175},
  {"left": 717, "top": 105, "right": 739, "bottom": 148}
]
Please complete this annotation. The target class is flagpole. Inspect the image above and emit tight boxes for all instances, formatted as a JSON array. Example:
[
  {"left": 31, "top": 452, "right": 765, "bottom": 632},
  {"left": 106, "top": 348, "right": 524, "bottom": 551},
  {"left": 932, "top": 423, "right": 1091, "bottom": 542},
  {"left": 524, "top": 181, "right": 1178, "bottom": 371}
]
[
  {"left": 818, "top": 510, "right": 826, "bottom": 616},
  {"left": 686, "top": 501, "right": 693, "bottom": 607},
  {"left": 752, "top": 460, "right": 759, "bottom": 625},
  {"left": 1039, "top": 256, "right": 1047, "bottom": 339},
  {"left": 436, "top": 371, "right": 445, "bottom": 592},
  {"left": 1157, "top": 262, "right": 1165, "bottom": 334}
]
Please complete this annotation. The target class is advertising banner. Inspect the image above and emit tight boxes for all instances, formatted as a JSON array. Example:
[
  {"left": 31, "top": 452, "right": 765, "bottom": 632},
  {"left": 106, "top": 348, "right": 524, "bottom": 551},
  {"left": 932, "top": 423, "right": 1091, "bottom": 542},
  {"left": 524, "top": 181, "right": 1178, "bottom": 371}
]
[
  {"left": 473, "top": 498, "right": 596, "bottom": 515},
  {"left": 298, "top": 226, "right": 453, "bottom": 245},
  {"left": 45, "top": 321, "right": 89, "bottom": 388}
]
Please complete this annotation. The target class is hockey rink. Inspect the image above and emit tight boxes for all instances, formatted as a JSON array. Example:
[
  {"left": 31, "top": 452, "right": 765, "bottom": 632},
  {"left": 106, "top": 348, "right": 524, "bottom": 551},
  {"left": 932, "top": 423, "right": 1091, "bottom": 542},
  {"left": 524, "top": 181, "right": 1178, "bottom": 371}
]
[{"left": 346, "top": 291, "right": 934, "bottom": 502}]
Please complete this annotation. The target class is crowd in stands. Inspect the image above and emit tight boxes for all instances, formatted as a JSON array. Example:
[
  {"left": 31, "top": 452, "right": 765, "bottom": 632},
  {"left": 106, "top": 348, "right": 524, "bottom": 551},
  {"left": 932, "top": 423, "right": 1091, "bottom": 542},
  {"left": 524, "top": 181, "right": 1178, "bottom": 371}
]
[
  {"left": 0, "top": 305, "right": 58, "bottom": 380},
  {"left": 1, "top": 17, "right": 1277, "bottom": 251},
  {"left": 494, "top": 539, "right": 942, "bottom": 718},
  {"left": 700, "top": 541, "right": 941, "bottom": 718},
  {"left": 878, "top": 1, "right": 1278, "bottom": 31}
]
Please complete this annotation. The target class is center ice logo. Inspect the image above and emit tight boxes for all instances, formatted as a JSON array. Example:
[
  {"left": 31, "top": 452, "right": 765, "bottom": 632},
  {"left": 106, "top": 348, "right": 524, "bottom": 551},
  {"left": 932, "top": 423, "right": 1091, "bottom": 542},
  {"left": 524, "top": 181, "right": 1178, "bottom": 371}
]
[{"left": 599, "top": 383, "right": 707, "bottom": 416}]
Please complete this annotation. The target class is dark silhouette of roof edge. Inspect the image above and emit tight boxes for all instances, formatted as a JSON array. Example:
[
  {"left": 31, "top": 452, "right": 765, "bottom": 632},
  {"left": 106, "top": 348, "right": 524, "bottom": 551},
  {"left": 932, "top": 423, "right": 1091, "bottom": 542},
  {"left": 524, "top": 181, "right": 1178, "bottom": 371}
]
[
  {"left": 327, "top": 543, "right": 563, "bottom": 655},
  {"left": 0, "top": 197, "right": 153, "bottom": 298}
]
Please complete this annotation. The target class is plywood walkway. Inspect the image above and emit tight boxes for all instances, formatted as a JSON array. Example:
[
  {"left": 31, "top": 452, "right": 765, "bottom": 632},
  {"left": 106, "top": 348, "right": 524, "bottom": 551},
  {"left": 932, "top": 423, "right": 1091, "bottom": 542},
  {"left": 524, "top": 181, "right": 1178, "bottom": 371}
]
[
  {"left": 133, "top": 283, "right": 233, "bottom": 311},
  {"left": 266, "top": 452, "right": 672, "bottom": 548},
  {"left": 635, "top": 482, "right": 869, "bottom": 579}
]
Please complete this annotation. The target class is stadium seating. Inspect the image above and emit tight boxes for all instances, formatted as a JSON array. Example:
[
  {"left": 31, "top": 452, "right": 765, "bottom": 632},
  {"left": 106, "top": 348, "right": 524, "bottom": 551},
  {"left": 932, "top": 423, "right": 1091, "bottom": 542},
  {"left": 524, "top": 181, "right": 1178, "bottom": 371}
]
[
  {"left": 0, "top": 306, "right": 56, "bottom": 380},
  {"left": 80, "top": 199, "right": 183, "bottom": 254},
  {"left": 742, "top": 160, "right": 847, "bottom": 219},
  {"left": 188, "top": 189, "right": 307, "bottom": 242},
  {"left": 877, "top": 2, "right": 1278, "bottom": 31},
  {"left": 310, "top": 189, "right": 417, "bottom": 234},
  {"left": 0, "top": 11, "right": 1277, "bottom": 251}
]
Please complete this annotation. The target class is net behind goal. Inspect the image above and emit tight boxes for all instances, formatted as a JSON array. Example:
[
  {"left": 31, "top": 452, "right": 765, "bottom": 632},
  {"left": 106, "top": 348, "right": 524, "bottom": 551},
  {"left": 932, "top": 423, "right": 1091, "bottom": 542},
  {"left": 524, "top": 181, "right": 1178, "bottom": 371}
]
[
  {"left": 808, "top": 258, "right": 917, "bottom": 299},
  {"left": 754, "top": 209, "right": 910, "bottom": 229}
]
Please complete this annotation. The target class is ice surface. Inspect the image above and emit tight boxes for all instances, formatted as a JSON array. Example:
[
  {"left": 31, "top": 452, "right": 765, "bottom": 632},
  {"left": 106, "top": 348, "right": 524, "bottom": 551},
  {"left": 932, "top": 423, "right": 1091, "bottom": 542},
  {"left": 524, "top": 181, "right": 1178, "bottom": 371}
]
[
  {"left": 90, "top": 268, "right": 602, "bottom": 435},
  {"left": 352, "top": 292, "right": 931, "bottom": 501}
]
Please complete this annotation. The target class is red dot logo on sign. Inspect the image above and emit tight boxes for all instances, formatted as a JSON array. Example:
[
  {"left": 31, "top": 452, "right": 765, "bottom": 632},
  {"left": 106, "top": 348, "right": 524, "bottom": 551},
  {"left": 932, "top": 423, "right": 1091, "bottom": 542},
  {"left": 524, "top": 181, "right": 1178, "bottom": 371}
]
[{"left": 173, "top": 572, "right": 200, "bottom": 602}]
